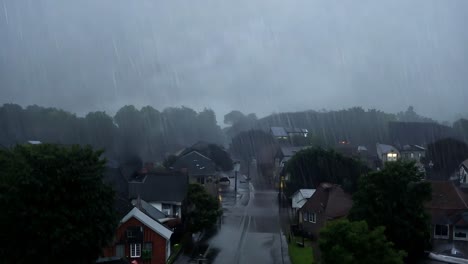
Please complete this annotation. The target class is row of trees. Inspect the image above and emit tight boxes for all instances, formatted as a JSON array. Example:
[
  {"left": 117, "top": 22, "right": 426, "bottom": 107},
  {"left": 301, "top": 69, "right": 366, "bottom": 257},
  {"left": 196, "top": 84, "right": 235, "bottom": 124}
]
[{"left": 0, "top": 104, "right": 225, "bottom": 162}]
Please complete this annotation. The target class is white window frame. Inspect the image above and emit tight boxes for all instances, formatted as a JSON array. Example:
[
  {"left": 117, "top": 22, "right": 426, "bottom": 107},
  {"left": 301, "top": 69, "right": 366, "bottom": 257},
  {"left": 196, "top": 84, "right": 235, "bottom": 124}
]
[
  {"left": 453, "top": 227, "right": 468, "bottom": 241},
  {"left": 308, "top": 212, "right": 316, "bottom": 223},
  {"left": 130, "top": 243, "right": 142, "bottom": 258},
  {"left": 434, "top": 224, "right": 449, "bottom": 239}
]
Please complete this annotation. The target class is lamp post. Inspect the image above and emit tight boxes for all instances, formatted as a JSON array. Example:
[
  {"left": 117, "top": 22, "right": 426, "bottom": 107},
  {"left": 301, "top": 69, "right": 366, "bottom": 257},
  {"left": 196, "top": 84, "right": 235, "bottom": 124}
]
[{"left": 234, "top": 161, "right": 241, "bottom": 197}]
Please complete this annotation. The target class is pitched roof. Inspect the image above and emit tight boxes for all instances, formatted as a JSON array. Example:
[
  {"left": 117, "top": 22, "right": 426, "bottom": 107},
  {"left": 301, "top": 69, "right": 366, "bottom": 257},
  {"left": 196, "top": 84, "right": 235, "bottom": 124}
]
[
  {"left": 278, "top": 146, "right": 309, "bottom": 158},
  {"left": 133, "top": 199, "right": 167, "bottom": 220},
  {"left": 401, "top": 144, "right": 426, "bottom": 152},
  {"left": 121, "top": 207, "right": 172, "bottom": 240},
  {"left": 376, "top": 143, "right": 400, "bottom": 158},
  {"left": 301, "top": 183, "right": 353, "bottom": 219},
  {"left": 172, "top": 151, "right": 216, "bottom": 176},
  {"left": 271, "top": 127, "right": 288, "bottom": 137},
  {"left": 426, "top": 181, "right": 468, "bottom": 210},
  {"left": 298, "top": 189, "right": 316, "bottom": 199},
  {"left": 461, "top": 159, "right": 468, "bottom": 170},
  {"left": 128, "top": 172, "right": 188, "bottom": 202}
]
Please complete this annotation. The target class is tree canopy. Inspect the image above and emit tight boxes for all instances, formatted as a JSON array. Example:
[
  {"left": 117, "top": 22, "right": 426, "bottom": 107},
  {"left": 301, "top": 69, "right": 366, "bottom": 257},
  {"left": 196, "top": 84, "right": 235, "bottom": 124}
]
[
  {"left": 349, "top": 161, "right": 432, "bottom": 261},
  {"left": 183, "top": 184, "right": 222, "bottom": 233},
  {"left": 0, "top": 144, "right": 117, "bottom": 263},
  {"left": 0, "top": 104, "right": 225, "bottom": 162},
  {"left": 319, "top": 220, "right": 406, "bottom": 264},
  {"left": 285, "top": 148, "right": 368, "bottom": 195}
]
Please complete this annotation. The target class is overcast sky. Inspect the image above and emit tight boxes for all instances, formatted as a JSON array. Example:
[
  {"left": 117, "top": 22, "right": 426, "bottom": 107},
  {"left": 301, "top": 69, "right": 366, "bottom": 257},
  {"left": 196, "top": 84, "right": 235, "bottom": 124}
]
[{"left": 1, "top": 0, "right": 467, "bottom": 122}]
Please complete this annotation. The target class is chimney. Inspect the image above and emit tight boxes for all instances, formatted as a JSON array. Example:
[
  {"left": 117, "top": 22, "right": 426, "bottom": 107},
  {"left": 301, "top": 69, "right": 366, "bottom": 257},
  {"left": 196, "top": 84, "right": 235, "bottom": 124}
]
[{"left": 136, "top": 195, "right": 142, "bottom": 210}]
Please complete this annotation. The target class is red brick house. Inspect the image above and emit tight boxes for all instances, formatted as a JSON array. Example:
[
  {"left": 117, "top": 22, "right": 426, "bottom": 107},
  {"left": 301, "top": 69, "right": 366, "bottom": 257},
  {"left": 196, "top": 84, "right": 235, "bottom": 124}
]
[
  {"left": 103, "top": 207, "right": 173, "bottom": 264},
  {"left": 425, "top": 181, "right": 468, "bottom": 256},
  {"left": 298, "top": 183, "right": 353, "bottom": 239}
]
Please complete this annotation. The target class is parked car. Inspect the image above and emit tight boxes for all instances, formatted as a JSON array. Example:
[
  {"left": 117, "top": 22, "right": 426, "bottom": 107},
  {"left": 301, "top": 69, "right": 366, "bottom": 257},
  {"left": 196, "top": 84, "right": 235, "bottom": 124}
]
[
  {"left": 427, "top": 249, "right": 468, "bottom": 264},
  {"left": 218, "top": 177, "right": 230, "bottom": 186}
]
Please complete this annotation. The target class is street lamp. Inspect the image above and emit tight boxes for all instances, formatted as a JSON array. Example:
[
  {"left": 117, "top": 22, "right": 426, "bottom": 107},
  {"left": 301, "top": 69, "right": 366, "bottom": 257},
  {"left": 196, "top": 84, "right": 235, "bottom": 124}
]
[{"left": 234, "top": 161, "right": 241, "bottom": 196}]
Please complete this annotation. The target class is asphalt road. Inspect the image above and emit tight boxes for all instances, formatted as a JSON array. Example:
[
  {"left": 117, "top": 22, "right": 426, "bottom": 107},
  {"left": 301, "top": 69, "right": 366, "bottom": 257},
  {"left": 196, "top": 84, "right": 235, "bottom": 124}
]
[{"left": 206, "top": 171, "right": 286, "bottom": 264}]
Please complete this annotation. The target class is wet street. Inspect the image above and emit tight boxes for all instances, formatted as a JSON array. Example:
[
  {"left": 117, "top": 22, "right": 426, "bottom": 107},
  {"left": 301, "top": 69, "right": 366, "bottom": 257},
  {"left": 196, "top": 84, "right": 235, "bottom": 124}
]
[{"left": 178, "top": 166, "right": 289, "bottom": 264}]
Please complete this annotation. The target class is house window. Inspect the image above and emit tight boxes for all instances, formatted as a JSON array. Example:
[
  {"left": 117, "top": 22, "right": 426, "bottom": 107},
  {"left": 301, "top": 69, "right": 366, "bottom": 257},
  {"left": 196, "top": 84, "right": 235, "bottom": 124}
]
[
  {"left": 162, "top": 204, "right": 172, "bottom": 216},
  {"left": 434, "top": 224, "right": 449, "bottom": 239},
  {"left": 116, "top": 244, "right": 125, "bottom": 258},
  {"left": 410, "top": 153, "right": 414, "bottom": 159},
  {"left": 130, "top": 243, "right": 141, "bottom": 258},
  {"left": 142, "top": 242, "right": 152, "bottom": 260},
  {"left": 387, "top": 153, "right": 398, "bottom": 162},
  {"left": 308, "top": 212, "right": 316, "bottom": 223},
  {"left": 453, "top": 227, "right": 468, "bottom": 241}
]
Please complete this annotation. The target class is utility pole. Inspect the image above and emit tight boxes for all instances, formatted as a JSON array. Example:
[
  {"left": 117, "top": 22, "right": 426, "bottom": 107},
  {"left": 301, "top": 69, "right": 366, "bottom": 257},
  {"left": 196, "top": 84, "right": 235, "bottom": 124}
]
[{"left": 234, "top": 161, "right": 240, "bottom": 199}]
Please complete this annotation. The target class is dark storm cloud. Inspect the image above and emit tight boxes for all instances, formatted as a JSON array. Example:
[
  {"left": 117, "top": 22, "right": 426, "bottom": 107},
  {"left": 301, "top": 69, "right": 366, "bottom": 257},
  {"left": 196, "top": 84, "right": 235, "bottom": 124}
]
[{"left": 1, "top": 0, "right": 467, "bottom": 120}]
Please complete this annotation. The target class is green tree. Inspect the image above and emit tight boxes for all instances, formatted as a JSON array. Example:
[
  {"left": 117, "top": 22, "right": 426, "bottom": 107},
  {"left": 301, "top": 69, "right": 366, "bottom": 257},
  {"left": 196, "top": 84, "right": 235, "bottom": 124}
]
[
  {"left": 349, "top": 161, "right": 432, "bottom": 260},
  {"left": 319, "top": 220, "right": 406, "bottom": 264},
  {"left": 0, "top": 144, "right": 117, "bottom": 263},
  {"left": 285, "top": 148, "right": 368, "bottom": 195},
  {"left": 184, "top": 184, "right": 222, "bottom": 233}
]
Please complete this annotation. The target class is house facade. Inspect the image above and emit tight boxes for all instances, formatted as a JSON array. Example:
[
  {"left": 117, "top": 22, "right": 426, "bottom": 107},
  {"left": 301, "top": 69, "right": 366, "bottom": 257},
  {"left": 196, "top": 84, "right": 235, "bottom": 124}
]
[
  {"left": 172, "top": 150, "right": 218, "bottom": 185},
  {"left": 376, "top": 143, "right": 400, "bottom": 165},
  {"left": 298, "top": 183, "right": 353, "bottom": 239},
  {"left": 102, "top": 207, "right": 173, "bottom": 264},
  {"left": 128, "top": 171, "right": 188, "bottom": 218},
  {"left": 399, "top": 144, "right": 426, "bottom": 163},
  {"left": 426, "top": 181, "right": 468, "bottom": 256}
]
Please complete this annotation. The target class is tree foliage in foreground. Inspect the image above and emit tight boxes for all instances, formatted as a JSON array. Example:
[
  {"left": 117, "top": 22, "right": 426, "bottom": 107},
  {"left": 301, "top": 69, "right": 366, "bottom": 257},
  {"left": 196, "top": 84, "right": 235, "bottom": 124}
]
[
  {"left": 285, "top": 148, "right": 368, "bottom": 195},
  {"left": 184, "top": 184, "right": 222, "bottom": 233},
  {"left": 0, "top": 144, "right": 117, "bottom": 263},
  {"left": 349, "top": 161, "right": 432, "bottom": 261},
  {"left": 319, "top": 220, "right": 406, "bottom": 264}
]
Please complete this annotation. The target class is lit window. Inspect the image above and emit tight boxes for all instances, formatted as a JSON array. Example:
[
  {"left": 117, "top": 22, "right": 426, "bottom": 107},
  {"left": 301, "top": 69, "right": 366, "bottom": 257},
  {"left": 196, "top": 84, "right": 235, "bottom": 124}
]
[
  {"left": 130, "top": 243, "right": 141, "bottom": 258},
  {"left": 434, "top": 224, "right": 449, "bottom": 239},
  {"left": 387, "top": 153, "right": 398, "bottom": 162}
]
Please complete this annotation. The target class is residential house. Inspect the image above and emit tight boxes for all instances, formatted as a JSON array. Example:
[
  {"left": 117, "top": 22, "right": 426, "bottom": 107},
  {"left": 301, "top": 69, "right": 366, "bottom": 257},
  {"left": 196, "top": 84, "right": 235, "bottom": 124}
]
[
  {"left": 298, "top": 183, "right": 353, "bottom": 239},
  {"left": 376, "top": 143, "right": 400, "bottom": 165},
  {"left": 274, "top": 146, "right": 310, "bottom": 182},
  {"left": 172, "top": 150, "right": 217, "bottom": 185},
  {"left": 102, "top": 206, "right": 173, "bottom": 264},
  {"left": 128, "top": 171, "right": 188, "bottom": 218},
  {"left": 425, "top": 181, "right": 468, "bottom": 256},
  {"left": 460, "top": 159, "right": 468, "bottom": 187},
  {"left": 399, "top": 144, "right": 426, "bottom": 163},
  {"left": 270, "top": 126, "right": 308, "bottom": 145},
  {"left": 291, "top": 189, "right": 316, "bottom": 215}
]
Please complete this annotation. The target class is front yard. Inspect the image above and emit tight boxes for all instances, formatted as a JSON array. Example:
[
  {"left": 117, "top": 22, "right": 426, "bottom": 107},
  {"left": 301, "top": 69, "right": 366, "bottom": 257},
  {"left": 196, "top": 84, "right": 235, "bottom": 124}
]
[{"left": 288, "top": 237, "right": 314, "bottom": 264}]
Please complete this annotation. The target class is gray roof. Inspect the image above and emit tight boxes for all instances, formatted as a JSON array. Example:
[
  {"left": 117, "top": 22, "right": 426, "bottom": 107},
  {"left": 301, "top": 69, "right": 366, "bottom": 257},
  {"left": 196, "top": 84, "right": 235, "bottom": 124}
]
[
  {"left": 271, "top": 127, "right": 308, "bottom": 137},
  {"left": 133, "top": 199, "right": 167, "bottom": 220},
  {"left": 401, "top": 144, "right": 426, "bottom": 152},
  {"left": 172, "top": 151, "right": 216, "bottom": 176},
  {"left": 279, "top": 146, "right": 309, "bottom": 157},
  {"left": 376, "top": 143, "right": 400, "bottom": 158},
  {"left": 128, "top": 172, "right": 188, "bottom": 202},
  {"left": 271, "top": 127, "right": 288, "bottom": 137}
]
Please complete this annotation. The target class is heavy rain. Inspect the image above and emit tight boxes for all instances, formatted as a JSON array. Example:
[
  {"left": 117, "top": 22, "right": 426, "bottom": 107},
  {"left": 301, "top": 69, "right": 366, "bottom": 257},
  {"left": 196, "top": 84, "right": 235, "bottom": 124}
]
[{"left": 1, "top": 0, "right": 468, "bottom": 264}]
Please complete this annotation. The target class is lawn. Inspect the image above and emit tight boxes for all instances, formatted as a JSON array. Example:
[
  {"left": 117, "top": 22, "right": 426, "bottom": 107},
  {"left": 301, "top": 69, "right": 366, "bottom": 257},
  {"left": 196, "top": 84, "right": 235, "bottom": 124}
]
[{"left": 288, "top": 239, "right": 314, "bottom": 264}]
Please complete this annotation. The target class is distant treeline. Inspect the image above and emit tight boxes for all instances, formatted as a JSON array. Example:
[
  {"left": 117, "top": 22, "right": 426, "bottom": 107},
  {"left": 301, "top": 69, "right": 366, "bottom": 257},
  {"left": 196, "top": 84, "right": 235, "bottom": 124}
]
[
  {"left": 1, "top": 104, "right": 467, "bottom": 163},
  {"left": 224, "top": 106, "right": 468, "bottom": 148},
  {"left": 0, "top": 104, "right": 224, "bottom": 162}
]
